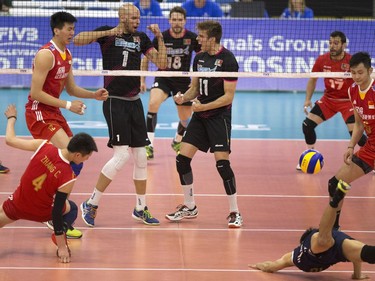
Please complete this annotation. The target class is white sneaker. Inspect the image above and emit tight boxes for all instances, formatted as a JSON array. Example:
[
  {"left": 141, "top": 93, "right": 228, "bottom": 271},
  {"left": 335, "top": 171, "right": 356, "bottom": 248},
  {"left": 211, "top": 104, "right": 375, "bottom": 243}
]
[
  {"left": 296, "top": 163, "right": 301, "bottom": 171},
  {"left": 227, "top": 212, "right": 243, "bottom": 228}
]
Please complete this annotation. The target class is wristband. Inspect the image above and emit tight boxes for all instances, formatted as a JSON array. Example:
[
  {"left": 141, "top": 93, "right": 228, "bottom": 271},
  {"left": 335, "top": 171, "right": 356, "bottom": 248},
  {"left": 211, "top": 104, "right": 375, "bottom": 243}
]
[
  {"left": 7, "top": 116, "right": 17, "bottom": 120},
  {"left": 347, "top": 146, "right": 354, "bottom": 149},
  {"left": 65, "top": 101, "right": 71, "bottom": 110}
]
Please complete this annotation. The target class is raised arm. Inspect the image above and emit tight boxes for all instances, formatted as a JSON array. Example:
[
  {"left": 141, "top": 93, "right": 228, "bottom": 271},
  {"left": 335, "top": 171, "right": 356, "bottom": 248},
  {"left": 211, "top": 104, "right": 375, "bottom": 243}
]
[
  {"left": 4, "top": 105, "right": 43, "bottom": 151},
  {"left": 145, "top": 24, "right": 167, "bottom": 69},
  {"left": 73, "top": 26, "right": 123, "bottom": 46}
]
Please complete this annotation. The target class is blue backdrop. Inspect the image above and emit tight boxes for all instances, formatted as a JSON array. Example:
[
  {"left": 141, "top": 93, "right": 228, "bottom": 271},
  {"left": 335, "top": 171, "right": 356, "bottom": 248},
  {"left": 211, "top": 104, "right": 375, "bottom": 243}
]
[{"left": 0, "top": 16, "right": 374, "bottom": 91}]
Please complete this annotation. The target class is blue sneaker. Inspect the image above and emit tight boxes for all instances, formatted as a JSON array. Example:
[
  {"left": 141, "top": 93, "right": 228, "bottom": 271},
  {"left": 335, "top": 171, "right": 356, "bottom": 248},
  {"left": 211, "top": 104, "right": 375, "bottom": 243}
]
[
  {"left": 0, "top": 162, "right": 10, "bottom": 174},
  {"left": 80, "top": 200, "right": 98, "bottom": 227},
  {"left": 132, "top": 206, "right": 160, "bottom": 226}
]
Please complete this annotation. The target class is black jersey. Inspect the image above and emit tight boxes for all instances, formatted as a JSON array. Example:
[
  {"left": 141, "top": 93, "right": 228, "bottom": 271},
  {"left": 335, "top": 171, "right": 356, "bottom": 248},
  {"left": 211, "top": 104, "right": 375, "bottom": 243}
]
[
  {"left": 95, "top": 26, "right": 154, "bottom": 98},
  {"left": 193, "top": 46, "right": 239, "bottom": 118},
  {"left": 153, "top": 29, "right": 200, "bottom": 72},
  {"left": 292, "top": 229, "right": 352, "bottom": 272}
]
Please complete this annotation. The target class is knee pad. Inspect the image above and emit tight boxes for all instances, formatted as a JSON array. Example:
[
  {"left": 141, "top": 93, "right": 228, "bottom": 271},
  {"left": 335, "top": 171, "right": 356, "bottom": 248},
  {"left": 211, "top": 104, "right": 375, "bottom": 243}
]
[
  {"left": 328, "top": 176, "right": 339, "bottom": 197},
  {"left": 147, "top": 112, "right": 157, "bottom": 132},
  {"left": 176, "top": 154, "right": 193, "bottom": 185},
  {"left": 302, "top": 118, "right": 318, "bottom": 145},
  {"left": 348, "top": 130, "right": 367, "bottom": 147},
  {"left": 361, "top": 245, "right": 375, "bottom": 264},
  {"left": 132, "top": 147, "right": 147, "bottom": 180},
  {"left": 178, "top": 119, "right": 189, "bottom": 132},
  {"left": 216, "top": 160, "right": 236, "bottom": 195},
  {"left": 101, "top": 145, "right": 130, "bottom": 180},
  {"left": 63, "top": 200, "right": 78, "bottom": 228}
]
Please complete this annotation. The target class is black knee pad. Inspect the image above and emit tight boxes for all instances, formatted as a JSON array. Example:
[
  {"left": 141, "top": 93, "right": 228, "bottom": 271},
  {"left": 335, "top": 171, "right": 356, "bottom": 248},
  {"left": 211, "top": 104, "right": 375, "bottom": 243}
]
[
  {"left": 361, "top": 245, "right": 375, "bottom": 264},
  {"left": 216, "top": 160, "right": 236, "bottom": 195},
  {"left": 328, "top": 176, "right": 339, "bottom": 197},
  {"left": 63, "top": 200, "right": 78, "bottom": 228},
  {"left": 302, "top": 118, "right": 318, "bottom": 145},
  {"left": 147, "top": 112, "right": 157, "bottom": 132},
  {"left": 176, "top": 154, "right": 193, "bottom": 185}
]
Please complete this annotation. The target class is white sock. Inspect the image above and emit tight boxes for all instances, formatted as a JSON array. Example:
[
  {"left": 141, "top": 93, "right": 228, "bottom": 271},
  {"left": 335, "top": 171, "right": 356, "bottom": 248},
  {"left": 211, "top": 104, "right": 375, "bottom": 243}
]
[
  {"left": 228, "top": 193, "right": 239, "bottom": 213},
  {"left": 182, "top": 184, "right": 195, "bottom": 209},
  {"left": 87, "top": 188, "right": 103, "bottom": 206},
  {"left": 148, "top": 132, "right": 155, "bottom": 147},
  {"left": 136, "top": 194, "right": 146, "bottom": 211}
]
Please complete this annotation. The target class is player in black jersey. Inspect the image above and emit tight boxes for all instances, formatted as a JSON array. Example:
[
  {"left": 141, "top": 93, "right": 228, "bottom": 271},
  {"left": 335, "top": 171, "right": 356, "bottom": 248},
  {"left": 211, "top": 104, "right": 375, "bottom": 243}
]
[
  {"left": 73, "top": 3, "right": 167, "bottom": 227},
  {"left": 164, "top": 20, "right": 243, "bottom": 228},
  {"left": 250, "top": 181, "right": 375, "bottom": 279},
  {"left": 140, "top": 6, "right": 201, "bottom": 160}
]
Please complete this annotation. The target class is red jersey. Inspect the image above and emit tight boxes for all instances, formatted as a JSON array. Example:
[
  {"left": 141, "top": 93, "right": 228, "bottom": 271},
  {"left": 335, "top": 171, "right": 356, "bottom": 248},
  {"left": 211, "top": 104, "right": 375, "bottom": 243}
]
[
  {"left": 348, "top": 79, "right": 375, "bottom": 148},
  {"left": 312, "top": 52, "right": 352, "bottom": 100},
  {"left": 25, "top": 41, "right": 72, "bottom": 113},
  {"left": 6, "top": 141, "right": 76, "bottom": 222}
]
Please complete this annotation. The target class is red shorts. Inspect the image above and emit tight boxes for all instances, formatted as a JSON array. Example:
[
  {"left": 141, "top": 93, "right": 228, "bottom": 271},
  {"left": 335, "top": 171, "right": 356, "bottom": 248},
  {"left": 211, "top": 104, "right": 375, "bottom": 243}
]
[
  {"left": 25, "top": 109, "right": 73, "bottom": 140},
  {"left": 315, "top": 95, "right": 354, "bottom": 122},
  {"left": 355, "top": 142, "right": 375, "bottom": 170},
  {"left": 2, "top": 197, "right": 67, "bottom": 222}
]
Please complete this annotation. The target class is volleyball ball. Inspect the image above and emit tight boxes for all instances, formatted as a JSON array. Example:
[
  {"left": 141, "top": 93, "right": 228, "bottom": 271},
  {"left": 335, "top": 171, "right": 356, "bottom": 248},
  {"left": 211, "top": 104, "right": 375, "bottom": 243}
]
[{"left": 299, "top": 149, "right": 324, "bottom": 174}]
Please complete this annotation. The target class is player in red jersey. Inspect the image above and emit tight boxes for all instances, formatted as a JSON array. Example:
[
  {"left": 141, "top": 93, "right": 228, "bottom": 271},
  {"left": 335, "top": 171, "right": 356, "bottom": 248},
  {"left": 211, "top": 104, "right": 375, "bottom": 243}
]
[
  {"left": 298, "top": 31, "right": 367, "bottom": 170},
  {"left": 327, "top": 52, "right": 375, "bottom": 231},
  {"left": 1, "top": 105, "right": 98, "bottom": 263},
  {"left": 25, "top": 11, "right": 108, "bottom": 149}
]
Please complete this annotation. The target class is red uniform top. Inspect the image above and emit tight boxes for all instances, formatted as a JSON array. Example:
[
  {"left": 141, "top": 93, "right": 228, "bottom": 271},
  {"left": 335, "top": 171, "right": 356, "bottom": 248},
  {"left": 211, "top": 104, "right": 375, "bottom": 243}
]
[
  {"left": 312, "top": 52, "right": 352, "bottom": 100},
  {"left": 10, "top": 141, "right": 76, "bottom": 222},
  {"left": 348, "top": 79, "right": 375, "bottom": 148},
  {"left": 25, "top": 41, "right": 72, "bottom": 113}
]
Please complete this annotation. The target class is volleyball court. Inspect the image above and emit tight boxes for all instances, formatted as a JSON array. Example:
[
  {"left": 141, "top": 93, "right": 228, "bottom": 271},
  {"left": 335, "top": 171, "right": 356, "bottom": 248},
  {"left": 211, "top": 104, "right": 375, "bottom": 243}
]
[{"left": 1, "top": 6, "right": 375, "bottom": 281}]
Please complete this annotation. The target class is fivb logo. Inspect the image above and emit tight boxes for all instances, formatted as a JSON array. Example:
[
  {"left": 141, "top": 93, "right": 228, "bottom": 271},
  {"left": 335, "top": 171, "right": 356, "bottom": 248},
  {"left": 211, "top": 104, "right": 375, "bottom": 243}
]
[{"left": 0, "top": 27, "right": 39, "bottom": 46}]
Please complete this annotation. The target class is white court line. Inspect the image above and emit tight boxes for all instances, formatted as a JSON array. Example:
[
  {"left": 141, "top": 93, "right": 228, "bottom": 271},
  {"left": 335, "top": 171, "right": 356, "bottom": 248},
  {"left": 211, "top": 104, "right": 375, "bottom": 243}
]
[
  {"left": 0, "top": 266, "right": 373, "bottom": 274},
  {"left": 1, "top": 192, "right": 373, "bottom": 199},
  {"left": 3, "top": 226, "right": 375, "bottom": 234}
]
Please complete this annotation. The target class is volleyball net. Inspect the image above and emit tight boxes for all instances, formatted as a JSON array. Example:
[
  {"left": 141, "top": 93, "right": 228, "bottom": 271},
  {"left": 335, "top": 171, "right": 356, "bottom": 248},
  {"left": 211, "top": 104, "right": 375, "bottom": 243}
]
[{"left": 1, "top": 3, "right": 374, "bottom": 92}]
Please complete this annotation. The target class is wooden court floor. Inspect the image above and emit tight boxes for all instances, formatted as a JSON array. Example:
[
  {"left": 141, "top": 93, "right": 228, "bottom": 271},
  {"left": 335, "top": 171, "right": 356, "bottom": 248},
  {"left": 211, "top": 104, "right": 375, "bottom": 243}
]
[{"left": 0, "top": 138, "right": 374, "bottom": 281}]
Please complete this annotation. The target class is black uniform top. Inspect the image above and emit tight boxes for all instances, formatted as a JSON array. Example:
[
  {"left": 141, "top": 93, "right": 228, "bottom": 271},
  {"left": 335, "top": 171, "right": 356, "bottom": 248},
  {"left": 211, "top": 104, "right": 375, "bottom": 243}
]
[
  {"left": 95, "top": 26, "right": 154, "bottom": 98},
  {"left": 153, "top": 29, "right": 200, "bottom": 72},
  {"left": 292, "top": 229, "right": 352, "bottom": 272},
  {"left": 193, "top": 46, "right": 239, "bottom": 118}
]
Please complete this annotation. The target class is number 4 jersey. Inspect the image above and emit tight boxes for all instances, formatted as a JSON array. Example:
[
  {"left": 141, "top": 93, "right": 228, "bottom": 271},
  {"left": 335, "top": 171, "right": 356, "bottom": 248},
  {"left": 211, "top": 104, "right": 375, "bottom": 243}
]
[{"left": 2, "top": 141, "right": 76, "bottom": 222}]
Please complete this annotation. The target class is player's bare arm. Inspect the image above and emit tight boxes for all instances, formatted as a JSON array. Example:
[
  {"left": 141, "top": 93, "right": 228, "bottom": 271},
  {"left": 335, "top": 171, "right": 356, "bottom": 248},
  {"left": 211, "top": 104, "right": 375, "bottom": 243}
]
[
  {"left": 30, "top": 50, "right": 68, "bottom": 109},
  {"left": 140, "top": 56, "right": 150, "bottom": 93},
  {"left": 73, "top": 27, "right": 122, "bottom": 46},
  {"left": 4, "top": 105, "right": 43, "bottom": 151},
  {"left": 193, "top": 80, "right": 236, "bottom": 112},
  {"left": 65, "top": 71, "right": 108, "bottom": 100},
  {"left": 249, "top": 252, "right": 294, "bottom": 273},
  {"left": 344, "top": 110, "right": 364, "bottom": 164},
  {"left": 304, "top": 77, "right": 318, "bottom": 114},
  {"left": 146, "top": 24, "right": 167, "bottom": 69},
  {"left": 174, "top": 77, "right": 199, "bottom": 105}
]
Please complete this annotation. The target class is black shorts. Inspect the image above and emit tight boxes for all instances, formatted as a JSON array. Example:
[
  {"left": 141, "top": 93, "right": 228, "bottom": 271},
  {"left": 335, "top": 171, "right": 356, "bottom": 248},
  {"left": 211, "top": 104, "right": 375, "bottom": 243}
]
[
  {"left": 182, "top": 112, "right": 232, "bottom": 153},
  {"left": 103, "top": 97, "right": 150, "bottom": 148},
  {"left": 152, "top": 77, "right": 192, "bottom": 106}
]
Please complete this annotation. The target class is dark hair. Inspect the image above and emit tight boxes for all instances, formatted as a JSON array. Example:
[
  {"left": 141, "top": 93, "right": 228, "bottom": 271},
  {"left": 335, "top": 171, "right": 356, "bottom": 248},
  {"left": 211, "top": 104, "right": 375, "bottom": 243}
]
[
  {"left": 350, "top": 52, "right": 372, "bottom": 69},
  {"left": 170, "top": 6, "right": 186, "bottom": 19},
  {"left": 299, "top": 227, "right": 317, "bottom": 244},
  {"left": 67, "top": 133, "right": 98, "bottom": 156},
  {"left": 50, "top": 11, "right": 77, "bottom": 36},
  {"left": 330, "top": 31, "right": 346, "bottom": 44},
  {"left": 197, "top": 20, "right": 222, "bottom": 43}
]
